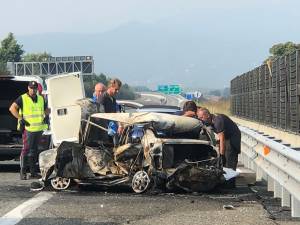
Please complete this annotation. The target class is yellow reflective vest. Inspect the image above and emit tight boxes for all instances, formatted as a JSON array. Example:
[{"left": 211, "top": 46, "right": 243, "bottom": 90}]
[{"left": 18, "top": 93, "right": 47, "bottom": 132}]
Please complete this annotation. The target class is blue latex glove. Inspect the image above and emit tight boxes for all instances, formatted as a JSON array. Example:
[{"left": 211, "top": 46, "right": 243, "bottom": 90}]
[{"left": 107, "top": 121, "right": 118, "bottom": 136}]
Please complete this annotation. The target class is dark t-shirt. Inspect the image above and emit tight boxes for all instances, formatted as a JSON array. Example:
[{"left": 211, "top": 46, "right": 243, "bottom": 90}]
[
  {"left": 14, "top": 93, "right": 47, "bottom": 111},
  {"left": 100, "top": 92, "right": 117, "bottom": 113},
  {"left": 212, "top": 114, "right": 241, "bottom": 153}
]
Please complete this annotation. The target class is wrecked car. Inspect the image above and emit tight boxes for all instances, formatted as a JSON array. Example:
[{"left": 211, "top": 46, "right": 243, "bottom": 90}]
[{"left": 39, "top": 112, "right": 224, "bottom": 193}]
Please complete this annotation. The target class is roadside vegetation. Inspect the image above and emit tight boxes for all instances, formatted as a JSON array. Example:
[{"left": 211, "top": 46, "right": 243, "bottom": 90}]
[
  {"left": 266, "top": 41, "right": 300, "bottom": 62},
  {"left": 198, "top": 99, "right": 231, "bottom": 116},
  {"left": 83, "top": 74, "right": 136, "bottom": 100}
]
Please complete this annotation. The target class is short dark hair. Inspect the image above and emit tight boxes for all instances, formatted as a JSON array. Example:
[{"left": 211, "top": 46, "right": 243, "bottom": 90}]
[
  {"left": 108, "top": 78, "right": 122, "bottom": 88},
  {"left": 183, "top": 101, "right": 197, "bottom": 113},
  {"left": 199, "top": 107, "right": 211, "bottom": 116}
]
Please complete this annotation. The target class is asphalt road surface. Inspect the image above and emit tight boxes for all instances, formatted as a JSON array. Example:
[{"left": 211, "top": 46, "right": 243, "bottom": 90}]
[{"left": 0, "top": 161, "right": 299, "bottom": 225}]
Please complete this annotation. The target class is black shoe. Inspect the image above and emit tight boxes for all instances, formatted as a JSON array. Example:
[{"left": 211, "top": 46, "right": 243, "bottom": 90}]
[
  {"left": 29, "top": 173, "right": 42, "bottom": 179},
  {"left": 223, "top": 179, "right": 236, "bottom": 189},
  {"left": 20, "top": 172, "right": 27, "bottom": 180},
  {"left": 30, "top": 182, "right": 44, "bottom": 191}
]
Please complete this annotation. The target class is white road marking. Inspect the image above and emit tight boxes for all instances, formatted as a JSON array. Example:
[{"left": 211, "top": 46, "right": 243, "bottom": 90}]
[{"left": 0, "top": 192, "right": 54, "bottom": 225}]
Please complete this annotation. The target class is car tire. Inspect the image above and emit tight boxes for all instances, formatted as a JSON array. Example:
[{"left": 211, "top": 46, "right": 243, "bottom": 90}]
[
  {"left": 50, "top": 177, "right": 71, "bottom": 190},
  {"left": 131, "top": 171, "right": 151, "bottom": 193}
]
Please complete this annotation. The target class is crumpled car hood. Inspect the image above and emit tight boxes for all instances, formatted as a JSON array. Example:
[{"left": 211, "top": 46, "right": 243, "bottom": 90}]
[{"left": 91, "top": 112, "right": 201, "bottom": 133}]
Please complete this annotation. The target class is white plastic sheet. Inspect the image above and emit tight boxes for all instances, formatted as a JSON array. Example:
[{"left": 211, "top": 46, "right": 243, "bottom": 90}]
[{"left": 223, "top": 167, "right": 240, "bottom": 180}]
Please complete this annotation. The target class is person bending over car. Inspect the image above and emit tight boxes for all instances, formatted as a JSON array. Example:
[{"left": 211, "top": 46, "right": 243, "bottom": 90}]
[
  {"left": 9, "top": 81, "right": 49, "bottom": 180},
  {"left": 197, "top": 108, "right": 241, "bottom": 187}
]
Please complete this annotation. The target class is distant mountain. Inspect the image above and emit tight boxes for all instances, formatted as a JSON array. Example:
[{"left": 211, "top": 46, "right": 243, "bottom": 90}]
[{"left": 17, "top": 8, "right": 300, "bottom": 89}]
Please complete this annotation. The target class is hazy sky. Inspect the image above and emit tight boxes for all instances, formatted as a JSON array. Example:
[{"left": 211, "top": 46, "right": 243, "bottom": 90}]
[
  {"left": 1, "top": 0, "right": 300, "bottom": 89},
  {"left": 1, "top": 0, "right": 297, "bottom": 37}
]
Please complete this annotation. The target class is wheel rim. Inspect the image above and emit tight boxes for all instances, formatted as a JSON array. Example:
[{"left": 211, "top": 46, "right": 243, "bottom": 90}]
[
  {"left": 50, "top": 177, "right": 71, "bottom": 190},
  {"left": 132, "top": 171, "right": 150, "bottom": 193}
]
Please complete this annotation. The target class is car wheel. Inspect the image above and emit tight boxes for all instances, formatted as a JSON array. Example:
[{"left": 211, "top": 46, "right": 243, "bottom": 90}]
[
  {"left": 131, "top": 171, "right": 151, "bottom": 193},
  {"left": 50, "top": 177, "right": 71, "bottom": 190}
]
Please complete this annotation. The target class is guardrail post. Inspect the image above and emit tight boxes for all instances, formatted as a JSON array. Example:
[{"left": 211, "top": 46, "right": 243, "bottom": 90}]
[
  {"left": 239, "top": 153, "right": 244, "bottom": 166},
  {"left": 281, "top": 187, "right": 291, "bottom": 207},
  {"left": 273, "top": 181, "right": 281, "bottom": 198},
  {"left": 252, "top": 162, "right": 256, "bottom": 171},
  {"left": 243, "top": 153, "right": 246, "bottom": 166},
  {"left": 267, "top": 176, "right": 274, "bottom": 192},
  {"left": 291, "top": 196, "right": 300, "bottom": 217},
  {"left": 241, "top": 152, "right": 248, "bottom": 168},
  {"left": 247, "top": 157, "right": 251, "bottom": 168},
  {"left": 256, "top": 167, "right": 263, "bottom": 181}
]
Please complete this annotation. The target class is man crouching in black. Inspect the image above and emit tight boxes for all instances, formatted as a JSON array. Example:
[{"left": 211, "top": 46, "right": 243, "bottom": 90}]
[{"left": 197, "top": 108, "right": 241, "bottom": 188}]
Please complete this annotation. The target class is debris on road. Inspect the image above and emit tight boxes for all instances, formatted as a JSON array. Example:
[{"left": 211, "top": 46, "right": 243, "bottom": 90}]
[{"left": 223, "top": 204, "right": 235, "bottom": 210}]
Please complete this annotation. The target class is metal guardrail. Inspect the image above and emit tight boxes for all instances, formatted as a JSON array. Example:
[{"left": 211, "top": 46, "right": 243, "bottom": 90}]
[{"left": 239, "top": 125, "right": 300, "bottom": 217}]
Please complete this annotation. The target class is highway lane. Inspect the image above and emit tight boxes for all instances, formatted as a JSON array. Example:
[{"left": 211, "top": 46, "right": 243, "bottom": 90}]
[
  {"left": 136, "top": 92, "right": 187, "bottom": 107},
  {"left": 0, "top": 162, "right": 38, "bottom": 219},
  {"left": 0, "top": 162, "right": 299, "bottom": 225}
]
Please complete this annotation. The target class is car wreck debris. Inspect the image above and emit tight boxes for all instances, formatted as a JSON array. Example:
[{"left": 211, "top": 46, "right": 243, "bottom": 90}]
[{"left": 39, "top": 112, "right": 225, "bottom": 193}]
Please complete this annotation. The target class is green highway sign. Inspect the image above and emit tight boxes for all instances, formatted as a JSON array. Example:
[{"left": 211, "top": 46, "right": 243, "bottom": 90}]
[{"left": 157, "top": 84, "right": 181, "bottom": 94}]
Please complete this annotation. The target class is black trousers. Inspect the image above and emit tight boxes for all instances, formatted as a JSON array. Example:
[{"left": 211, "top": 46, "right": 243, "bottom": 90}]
[
  {"left": 223, "top": 139, "right": 240, "bottom": 187},
  {"left": 225, "top": 140, "right": 239, "bottom": 170},
  {"left": 21, "top": 130, "right": 43, "bottom": 172}
]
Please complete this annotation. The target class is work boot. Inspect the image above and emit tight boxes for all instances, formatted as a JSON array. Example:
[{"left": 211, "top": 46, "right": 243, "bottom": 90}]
[
  {"left": 20, "top": 155, "right": 27, "bottom": 180},
  {"left": 20, "top": 169, "right": 27, "bottom": 180},
  {"left": 223, "top": 179, "right": 236, "bottom": 189}
]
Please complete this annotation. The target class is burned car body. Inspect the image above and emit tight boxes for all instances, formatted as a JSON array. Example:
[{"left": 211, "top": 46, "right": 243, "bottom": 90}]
[{"left": 39, "top": 112, "right": 224, "bottom": 193}]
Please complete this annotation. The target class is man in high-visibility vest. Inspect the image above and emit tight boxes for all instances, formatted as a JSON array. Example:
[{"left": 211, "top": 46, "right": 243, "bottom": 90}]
[{"left": 9, "top": 81, "right": 49, "bottom": 180}]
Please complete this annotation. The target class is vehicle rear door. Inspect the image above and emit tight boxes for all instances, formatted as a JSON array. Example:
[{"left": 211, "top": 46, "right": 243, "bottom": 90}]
[{"left": 46, "top": 73, "right": 85, "bottom": 146}]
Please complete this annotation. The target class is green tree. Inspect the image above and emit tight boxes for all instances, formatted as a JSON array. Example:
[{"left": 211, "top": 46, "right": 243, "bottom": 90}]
[
  {"left": 83, "top": 73, "right": 108, "bottom": 97},
  {"left": 269, "top": 41, "right": 300, "bottom": 57},
  {"left": 117, "top": 83, "right": 136, "bottom": 100},
  {"left": 0, "top": 32, "right": 24, "bottom": 62},
  {"left": 22, "top": 52, "right": 51, "bottom": 62},
  {"left": 83, "top": 73, "right": 136, "bottom": 100},
  {"left": 0, "top": 32, "right": 24, "bottom": 74},
  {"left": 132, "top": 85, "right": 151, "bottom": 92},
  {"left": 0, "top": 62, "right": 9, "bottom": 75}
]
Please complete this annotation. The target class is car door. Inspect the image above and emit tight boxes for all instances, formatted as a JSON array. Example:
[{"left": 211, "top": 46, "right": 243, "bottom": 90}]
[{"left": 46, "top": 73, "right": 85, "bottom": 146}]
